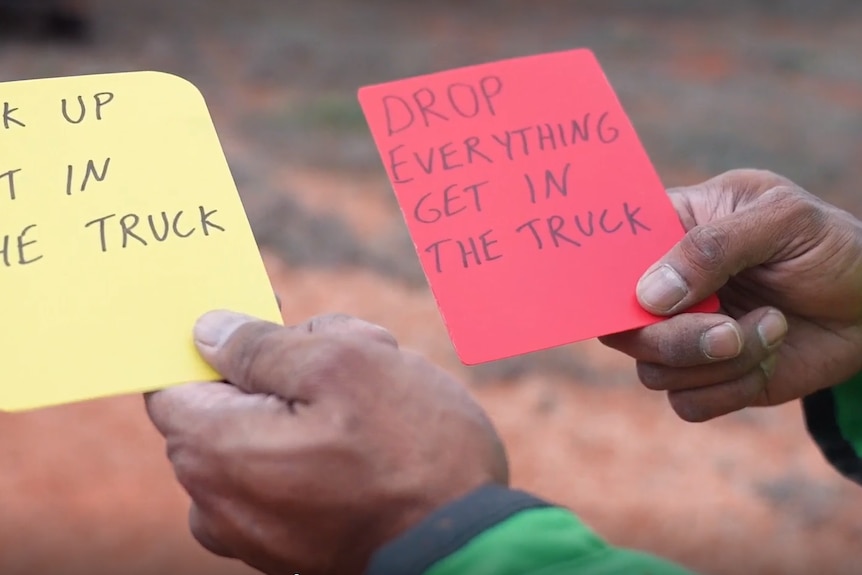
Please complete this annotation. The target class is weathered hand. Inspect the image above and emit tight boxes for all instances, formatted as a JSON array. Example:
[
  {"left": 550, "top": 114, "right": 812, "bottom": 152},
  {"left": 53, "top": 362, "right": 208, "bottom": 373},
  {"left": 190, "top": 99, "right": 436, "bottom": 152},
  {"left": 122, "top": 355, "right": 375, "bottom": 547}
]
[
  {"left": 601, "top": 169, "right": 862, "bottom": 421},
  {"left": 145, "top": 311, "right": 508, "bottom": 575}
]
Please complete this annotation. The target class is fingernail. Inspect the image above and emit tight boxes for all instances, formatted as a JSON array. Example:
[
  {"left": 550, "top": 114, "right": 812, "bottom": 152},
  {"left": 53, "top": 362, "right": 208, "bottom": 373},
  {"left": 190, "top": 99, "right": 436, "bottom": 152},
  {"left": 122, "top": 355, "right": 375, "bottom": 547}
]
[
  {"left": 637, "top": 264, "right": 688, "bottom": 313},
  {"left": 701, "top": 322, "right": 743, "bottom": 360},
  {"left": 194, "top": 310, "right": 256, "bottom": 349},
  {"left": 759, "top": 354, "right": 778, "bottom": 379},
  {"left": 756, "top": 311, "right": 788, "bottom": 350}
]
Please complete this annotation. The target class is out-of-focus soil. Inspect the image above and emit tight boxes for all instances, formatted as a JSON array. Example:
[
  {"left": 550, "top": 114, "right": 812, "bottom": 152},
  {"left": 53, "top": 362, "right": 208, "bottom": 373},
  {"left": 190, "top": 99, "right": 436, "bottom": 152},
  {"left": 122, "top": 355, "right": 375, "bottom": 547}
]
[{"left": 1, "top": 2, "right": 861, "bottom": 574}]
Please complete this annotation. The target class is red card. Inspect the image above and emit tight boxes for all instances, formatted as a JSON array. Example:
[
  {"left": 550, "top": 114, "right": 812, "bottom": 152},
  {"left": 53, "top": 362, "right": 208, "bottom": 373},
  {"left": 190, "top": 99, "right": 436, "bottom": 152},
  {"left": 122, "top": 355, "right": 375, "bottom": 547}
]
[{"left": 358, "top": 48, "right": 719, "bottom": 365}]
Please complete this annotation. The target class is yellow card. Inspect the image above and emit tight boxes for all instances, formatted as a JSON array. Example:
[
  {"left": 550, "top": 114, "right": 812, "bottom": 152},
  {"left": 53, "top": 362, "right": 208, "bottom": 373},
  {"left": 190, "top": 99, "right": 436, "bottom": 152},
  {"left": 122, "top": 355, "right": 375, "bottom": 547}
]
[{"left": 0, "top": 71, "right": 282, "bottom": 412}]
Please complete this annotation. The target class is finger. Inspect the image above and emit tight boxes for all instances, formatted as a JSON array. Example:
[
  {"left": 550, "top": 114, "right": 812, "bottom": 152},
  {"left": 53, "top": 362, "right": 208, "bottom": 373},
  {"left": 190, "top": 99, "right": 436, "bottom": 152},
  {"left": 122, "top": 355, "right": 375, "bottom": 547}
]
[
  {"left": 601, "top": 313, "right": 742, "bottom": 367},
  {"left": 298, "top": 313, "right": 399, "bottom": 348},
  {"left": 637, "top": 348, "right": 778, "bottom": 392},
  {"left": 192, "top": 311, "right": 287, "bottom": 395},
  {"left": 629, "top": 308, "right": 787, "bottom": 389},
  {"left": 192, "top": 311, "right": 398, "bottom": 358},
  {"left": 601, "top": 311, "right": 752, "bottom": 367},
  {"left": 275, "top": 292, "right": 282, "bottom": 311},
  {"left": 665, "top": 186, "right": 699, "bottom": 232},
  {"left": 193, "top": 310, "right": 398, "bottom": 397},
  {"left": 144, "top": 381, "right": 280, "bottom": 438},
  {"left": 636, "top": 184, "right": 823, "bottom": 315},
  {"left": 667, "top": 355, "right": 778, "bottom": 422},
  {"left": 189, "top": 504, "right": 233, "bottom": 558}
]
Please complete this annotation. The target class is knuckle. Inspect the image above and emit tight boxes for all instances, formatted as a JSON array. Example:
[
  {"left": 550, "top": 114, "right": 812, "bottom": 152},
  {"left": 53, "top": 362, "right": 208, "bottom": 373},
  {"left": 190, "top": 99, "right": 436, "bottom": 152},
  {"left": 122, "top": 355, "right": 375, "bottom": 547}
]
[
  {"left": 166, "top": 428, "right": 229, "bottom": 501},
  {"left": 748, "top": 169, "right": 791, "bottom": 187},
  {"left": 168, "top": 440, "right": 210, "bottom": 495},
  {"left": 327, "top": 404, "right": 363, "bottom": 436},
  {"left": 762, "top": 184, "right": 809, "bottom": 216},
  {"left": 681, "top": 225, "right": 730, "bottom": 275},
  {"left": 307, "top": 337, "right": 374, "bottom": 382},
  {"left": 667, "top": 392, "right": 710, "bottom": 423},
  {"left": 724, "top": 169, "right": 793, "bottom": 191},
  {"left": 306, "top": 313, "right": 356, "bottom": 332},
  {"left": 763, "top": 183, "right": 797, "bottom": 202},
  {"left": 708, "top": 169, "right": 797, "bottom": 203},
  {"left": 189, "top": 506, "right": 231, "bottom": 557},
  {"left": 654, "top": 332, "right": 692, "bottom": 367},
  {"left": 784, "top": 189, "right": 825, "bottom": 223},
  {"left": 320, "top": 337, "right": 367, "bottom": 366},
  {"left": 189, "top": 515, "right": 211, "bottom": 546},
  {"left": 365, "top": 325, "right": 400, "bottom": 348},
  {"left": 232, "top": 328, "right": 285, "bottom": 388},
  {"left": 761, "top": 184, "right": 803, "bottom": 210},
  {"left": 636, "top": 362, "right": 668, "bottom": 390},
  {"left": 308, "top": 314, "right": 399, "bottom": 348},
  {"left": 763, "top": 186, "right": 829, "bottom": 234}
]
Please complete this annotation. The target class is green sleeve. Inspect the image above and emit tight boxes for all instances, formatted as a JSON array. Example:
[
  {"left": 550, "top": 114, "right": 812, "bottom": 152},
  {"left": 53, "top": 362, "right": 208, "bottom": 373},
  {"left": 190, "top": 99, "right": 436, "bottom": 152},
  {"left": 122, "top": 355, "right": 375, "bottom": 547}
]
[
  {"left": 803, "top": 372, "right": 862, "bottom": 485},
  {"left": 365, "top": 485, "right": 697, "bottom": 575}
]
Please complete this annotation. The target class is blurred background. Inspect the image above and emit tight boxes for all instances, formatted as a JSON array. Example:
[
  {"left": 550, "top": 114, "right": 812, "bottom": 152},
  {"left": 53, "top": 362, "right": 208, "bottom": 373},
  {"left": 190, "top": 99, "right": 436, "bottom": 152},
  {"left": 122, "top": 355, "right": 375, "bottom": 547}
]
[{"left": 1, "top": 1, "right": 861, "bottom": 574}]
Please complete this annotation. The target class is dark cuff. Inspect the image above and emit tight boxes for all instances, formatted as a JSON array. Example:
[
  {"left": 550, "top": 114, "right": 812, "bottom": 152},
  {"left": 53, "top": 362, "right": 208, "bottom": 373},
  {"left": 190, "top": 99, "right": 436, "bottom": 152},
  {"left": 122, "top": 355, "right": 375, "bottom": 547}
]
[
  {"left": 803, "top": 388, "right": 862, "bottom": 485},
  {"left": 364, "top": 483, "right": 551, "bottom": 575}
]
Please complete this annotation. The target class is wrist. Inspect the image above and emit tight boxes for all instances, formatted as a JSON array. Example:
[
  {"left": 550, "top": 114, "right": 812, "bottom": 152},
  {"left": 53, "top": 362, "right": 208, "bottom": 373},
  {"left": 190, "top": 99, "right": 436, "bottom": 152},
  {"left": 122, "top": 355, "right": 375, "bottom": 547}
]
[{"left": 365, "top": 483, "right": 550, "bottom": 575}]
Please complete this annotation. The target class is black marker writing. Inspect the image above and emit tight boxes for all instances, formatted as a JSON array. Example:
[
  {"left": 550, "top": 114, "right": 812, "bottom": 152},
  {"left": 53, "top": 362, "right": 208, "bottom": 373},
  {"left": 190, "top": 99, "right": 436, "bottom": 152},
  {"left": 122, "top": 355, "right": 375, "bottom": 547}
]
[
  {"left": 66, "top": 158, "right": 111, "bottom": 195},
  {"left": 147, "top": 211, "right": 193, "bottom": 241},
  {"left": 414, "top": 180, "right": 488, "bottom": 224},
  {"left": 0, "top": 224, "right": 43, "bottom": 267},
  {"left": 61, "top": 92, "right": 115, "bottom": 124},
  {"left": 386, "top": 137, "right": 494, "bottom": 184},
  {"left": 1, "top": 168, "right": 21, "bottom": 200},
  {"left": 622, "top": 203, "right": 650, "bottom": 235},
  {"left": 2, "top": 102, "right": 25, "bottom": 129},
  {"left": 199, "top": 206, "right": 225, "bottom": 235},
  {"left": 515, "top": 202, "right": 651, "bottom": 251},
  {"left": 491, "top": 112, "right": 619, "bottom": 161},
  {"left": 386, "top": 112, "right": 620, "bottom": 181},
  {"left": 382, "top": 76, "right": 503, "bottom": 136},
  {"left": 84, "top": 205, "right": 225, "bottom": 252},
  {"left": 524, "top": 162, "right": 571, "bottom": 204},
  {"left": 424, "top": 229, "right": 502, "bottom": 273},
  {"left": 516, "top": 216, "right": 580, "bottom": 249}
]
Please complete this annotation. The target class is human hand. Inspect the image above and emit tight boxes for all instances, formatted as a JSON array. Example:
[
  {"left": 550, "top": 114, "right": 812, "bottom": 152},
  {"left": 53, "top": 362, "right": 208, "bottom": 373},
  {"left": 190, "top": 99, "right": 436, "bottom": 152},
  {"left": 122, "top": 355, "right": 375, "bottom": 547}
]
[
  {"left": 601, "top": 169, "right": 862, "bottom": 421},
  {"left": 145, "top": 311, "right": 508, "bottom": 575}
]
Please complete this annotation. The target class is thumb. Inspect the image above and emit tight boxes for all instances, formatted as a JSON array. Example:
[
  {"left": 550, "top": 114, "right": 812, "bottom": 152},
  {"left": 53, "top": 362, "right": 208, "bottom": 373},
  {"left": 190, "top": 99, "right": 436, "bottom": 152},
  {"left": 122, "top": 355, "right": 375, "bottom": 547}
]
[
  {"left": 193, "top": 310, "right": 287, "bottom": 394},
  {"left": 637, "top": 186, "right": 799, "bottom": 315},
  {"left": 192, "top": 310, "right": 400, "bottom": 396}
]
